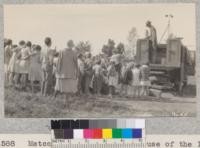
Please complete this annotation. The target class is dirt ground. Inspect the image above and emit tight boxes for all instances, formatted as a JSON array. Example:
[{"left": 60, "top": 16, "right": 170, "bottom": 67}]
[{"left": 4, "top": 76, "right": 196, "bottom": 118}]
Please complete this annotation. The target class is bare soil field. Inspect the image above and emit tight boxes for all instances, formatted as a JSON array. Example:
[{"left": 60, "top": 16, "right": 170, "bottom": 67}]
[{"left": 5, "top": 76, "right": 196, "bottom": 118}]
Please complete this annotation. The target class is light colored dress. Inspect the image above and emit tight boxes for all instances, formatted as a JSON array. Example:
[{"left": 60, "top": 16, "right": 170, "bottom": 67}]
[
  {"left": 19, "top": 47, "right": 30, "bottom": 74},
  {"left": 55, "top": 48, "right": 78, "bottom": 93},
  {"left": 4, "top": 45, "right": 12, "bottom": 72},
  {"left": 140, "top": 65, "right": 151, "bottom": 86},
  {"left": 8, "top": 47, "right": 20, "bottom": 73},
  {"left": 131, "top": 67, "right": 141, "bottom": 86},
  {"left": 78, "top": 59, "right": 85, "bottom": 74},
  {"left": 93, "top": 64, "right": 102, "bottom": 76},
  {"left": 107, "top": 65, "right": 118, "bottom": 86},
  {"left": 110, "top": 53, "right": 122, "bottom": 65},
  {"left": 29, "top": 51, "right": 42, "bottom": 81}
]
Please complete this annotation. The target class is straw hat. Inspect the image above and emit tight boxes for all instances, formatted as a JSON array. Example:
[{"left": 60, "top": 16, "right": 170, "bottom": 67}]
[{"left": 146, "top": 20, "right": 151, "bottom": 26}]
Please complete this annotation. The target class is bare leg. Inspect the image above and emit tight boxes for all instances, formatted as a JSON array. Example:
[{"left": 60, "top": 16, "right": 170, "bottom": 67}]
[
  {"left": 41, "top": 71, "right": 46, "bottom": 96},
  {"left": 21, "top": 74, "right": 28, "bottom": 90},
  {"left": 112, "top": 86, "right": 115, "bottom": 96},
  {"left": 44, "top": 80, "right": 48, "bottom": 96},
  {"left": 85, "top": 75, "right": 91, "bottom": 95},
  {"left": 31, "top": 81, "right": 34, "bottom": 93},
  {"left": 41, "top": 81, "right": 45, "bottom": 95},
  {"left": 97, "top": 76, "right": 102, "bottom": 96},
  {"left": 138, "top": 86, "right": 141, "bottom": 98},
  {"left": 14, "top": 73, "right": 20, "bottom": 88},
  {"left": 9, "top": 72, "right": 14, "bottom": 86},
  {"left": 124, "top": 85, "right": 128, "bottom": 97},
  {"left": 25, "top": 74, "right": 28, "bottom": 89},
  {"left": 5, "top": 70, "right": 8, "bottom": 85},
  {"left": 140, "top": 86, "right": 144, "bottom": 97},
  {"left": 20, "top": 74, "right": 26, "bottom": 89},
  {"left": 146, "top": 86, "right": 149, "bottom": 96},
  {"left": 20, "top": 74, "right": 24, "bottom": 89},
  {"left": 109, "top": 86, "right": 113, "bottom": 98},
  {"left": 133, "top": 86, "right": 136, "bottom": 98},
  {"left": 54, "top": 90, "right": 58, "bottom": 98}
]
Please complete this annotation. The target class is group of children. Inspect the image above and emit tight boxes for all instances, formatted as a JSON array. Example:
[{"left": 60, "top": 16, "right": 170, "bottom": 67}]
[
  {"left": 4, "top": 38, "right": 151, "bottom": 98},
  {"left": 4, "top": 38, "right": 55, "bottom": 96},
  {"left": 106, "top": 59, "right": 151, "bottom": 98},
  {"left": 77, "top": 48, "right": 151, "bottom": 98}
]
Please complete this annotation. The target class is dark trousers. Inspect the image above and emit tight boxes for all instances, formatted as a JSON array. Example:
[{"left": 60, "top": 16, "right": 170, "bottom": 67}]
[{"left": 149, "top": 40, "right": 157, "bottom": 64}]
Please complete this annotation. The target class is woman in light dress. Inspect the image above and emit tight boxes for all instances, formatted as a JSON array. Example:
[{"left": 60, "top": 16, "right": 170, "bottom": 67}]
[
  {"left": 10, "top": 41, "right": 26, "bottom": 88},
  {"left": 8, "top": 45, "right": 19, "bottom": 86},
  {"left": 29, "top": 45, "right": 42, "bottom": 93},
  {"left": 18, "top": 41, "right": 31, "bottom": 89}
]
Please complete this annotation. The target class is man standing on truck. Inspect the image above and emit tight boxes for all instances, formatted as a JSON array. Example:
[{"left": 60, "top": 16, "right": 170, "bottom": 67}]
[{"left": 146, "top": 20, "right": 157, "bottom": 64}]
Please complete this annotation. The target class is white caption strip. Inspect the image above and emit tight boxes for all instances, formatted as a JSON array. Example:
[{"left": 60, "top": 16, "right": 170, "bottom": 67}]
[{"left": 0, "top": 135, "right": 200, "bottom": 148}]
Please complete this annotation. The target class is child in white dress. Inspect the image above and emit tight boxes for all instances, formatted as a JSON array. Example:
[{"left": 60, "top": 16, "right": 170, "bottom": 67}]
[
  {"left": 13, "top": 41, "right": 26, "bottom": 88},
  {"left": 131, "top": 64, "right": 141, "bottom": 98},
  {"left": 140, "top": 63, "right": 151, "bottom": 96}
]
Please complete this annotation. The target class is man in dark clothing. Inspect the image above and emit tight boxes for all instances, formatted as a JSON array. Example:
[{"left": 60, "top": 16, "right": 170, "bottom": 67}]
[{"left": 146, "top": 21, "right": 157, "bottom": 64}]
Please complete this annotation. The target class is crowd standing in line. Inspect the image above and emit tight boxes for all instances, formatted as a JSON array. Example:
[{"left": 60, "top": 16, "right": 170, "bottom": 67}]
[{"left": 4, "top": 37, "right": 151, "bottom": 101}]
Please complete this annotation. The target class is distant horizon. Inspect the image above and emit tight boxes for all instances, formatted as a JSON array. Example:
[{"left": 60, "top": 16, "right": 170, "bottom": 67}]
[{"left": 4, "top": 4, "right": 196, "bottom": 55}]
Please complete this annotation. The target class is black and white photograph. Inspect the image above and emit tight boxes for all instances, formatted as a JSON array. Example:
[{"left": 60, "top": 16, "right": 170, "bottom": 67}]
[{"left": 4, "top": 4, "right": 196, "bottom": 118}]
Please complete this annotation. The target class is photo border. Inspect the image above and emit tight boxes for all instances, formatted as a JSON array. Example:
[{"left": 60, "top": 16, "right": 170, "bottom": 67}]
[{"left": 0, "top": 0, "right": 199, "bottom": 134}]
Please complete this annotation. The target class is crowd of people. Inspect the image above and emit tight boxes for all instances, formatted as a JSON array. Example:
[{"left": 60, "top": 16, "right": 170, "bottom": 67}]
[{"left": 4, "top": 37, "right": 151, "bottom": 100}]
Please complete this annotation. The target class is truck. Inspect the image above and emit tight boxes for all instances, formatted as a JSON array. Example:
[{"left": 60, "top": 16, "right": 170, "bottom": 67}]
[{"left": 136, "top": 38, "right": 195, "bottom": 95}]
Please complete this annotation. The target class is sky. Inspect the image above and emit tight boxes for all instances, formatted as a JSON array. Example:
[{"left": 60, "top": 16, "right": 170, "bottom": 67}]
[{"left": 4, "top": 4, "right": 196, "bottom": 55}]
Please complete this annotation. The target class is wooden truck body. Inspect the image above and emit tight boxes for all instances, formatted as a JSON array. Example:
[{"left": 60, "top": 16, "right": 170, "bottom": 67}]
[{"left": 136, "top": 38, "right": 195, "bottom": 94}]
